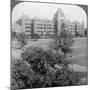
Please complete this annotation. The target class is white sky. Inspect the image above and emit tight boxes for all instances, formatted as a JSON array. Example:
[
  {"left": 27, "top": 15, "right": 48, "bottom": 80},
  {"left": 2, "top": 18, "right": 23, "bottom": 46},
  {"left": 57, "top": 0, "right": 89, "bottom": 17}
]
[{"left": 12, "top": 2, "right": 87, "bottom": 28}]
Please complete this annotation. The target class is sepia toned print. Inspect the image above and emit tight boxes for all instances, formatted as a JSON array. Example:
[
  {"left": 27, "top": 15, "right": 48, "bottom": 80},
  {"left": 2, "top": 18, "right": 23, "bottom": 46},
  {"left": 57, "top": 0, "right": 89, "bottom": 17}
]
[{"left": 11, "top": 0, "right": 88, "bottom": 89}]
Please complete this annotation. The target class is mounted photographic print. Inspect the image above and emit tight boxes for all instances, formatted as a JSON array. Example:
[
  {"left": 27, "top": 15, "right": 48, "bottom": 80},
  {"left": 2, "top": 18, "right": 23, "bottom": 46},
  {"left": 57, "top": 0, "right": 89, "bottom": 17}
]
[{"left": 11, "top": 0, "right": 88, "bottom": 89}]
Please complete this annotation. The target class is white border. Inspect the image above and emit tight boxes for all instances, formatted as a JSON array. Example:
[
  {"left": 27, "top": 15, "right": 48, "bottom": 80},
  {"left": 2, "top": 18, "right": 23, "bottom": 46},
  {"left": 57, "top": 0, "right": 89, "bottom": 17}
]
[{"left": 0, "top": 0, "right": 89, "bottom": 90}]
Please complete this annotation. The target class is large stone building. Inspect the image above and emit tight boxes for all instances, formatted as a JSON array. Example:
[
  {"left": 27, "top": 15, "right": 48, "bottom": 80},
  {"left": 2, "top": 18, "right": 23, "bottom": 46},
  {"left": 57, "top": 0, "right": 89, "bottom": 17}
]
[
  {"left": 53, "top": 8, "right": 66, "bottom": 36},
  {"left": 33, "top": 17, "right": 55, "bottom": 38},
  {"left": 21, "top": 15, "right": 32, "bottom": 36},
  {"left": 13, "top": 8, "right": 85, "bottom": 38},
  {"left": 66, "top": 20, "right": 84, "bottom": 35}
]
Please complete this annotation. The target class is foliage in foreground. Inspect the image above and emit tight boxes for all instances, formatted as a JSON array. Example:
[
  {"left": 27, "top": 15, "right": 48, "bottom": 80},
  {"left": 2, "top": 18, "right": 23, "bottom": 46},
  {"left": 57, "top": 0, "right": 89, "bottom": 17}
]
[{"left": 11, "top": 47, "right": 80, "bottom": 90}]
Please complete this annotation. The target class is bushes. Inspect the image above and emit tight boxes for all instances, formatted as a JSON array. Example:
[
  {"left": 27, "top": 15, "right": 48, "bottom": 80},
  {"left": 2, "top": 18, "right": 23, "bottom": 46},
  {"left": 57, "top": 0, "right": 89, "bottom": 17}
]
[
  {"left": 11, "top": 47, "right": 79, "bottom": 89},
  {"left": 11, "top": 59, "right": 42, "bottom": 89}
]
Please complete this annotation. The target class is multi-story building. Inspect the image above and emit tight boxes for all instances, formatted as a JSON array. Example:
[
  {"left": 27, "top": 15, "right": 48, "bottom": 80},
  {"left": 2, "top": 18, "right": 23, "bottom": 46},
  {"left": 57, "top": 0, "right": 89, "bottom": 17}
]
[
  {"left": 53, "top": 8, "right": 66, "bottom": 36},
  {"left": 33, "top": 17, "right": 55, "bottom": 38},
  {"left": 68, "top": 20, "right": 84, "bottom": 36},
  {"left": 21, "top": 15, "right": 32, "bottom": 36},
  {"left": 13, "top": 8, "right": 85, "bottom": 38}
]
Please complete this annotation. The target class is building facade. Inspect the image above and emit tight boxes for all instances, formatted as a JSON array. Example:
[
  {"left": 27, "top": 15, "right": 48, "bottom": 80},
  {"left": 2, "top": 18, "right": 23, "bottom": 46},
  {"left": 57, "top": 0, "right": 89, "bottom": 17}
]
[
  {"left": 33, "top": 17, "right": 55, "bottom": 38},
  {"left": 68, "top": 20, "right": 84, "bottom": 36},
  {"left": 53, "top": 8, "right": 66, "bottom": 36},
  {"left": 21, "top": 15, "right": 32, "bottom": 36},
  {"left": 13, "top": 8, "right": 85, "bottom": 38}
]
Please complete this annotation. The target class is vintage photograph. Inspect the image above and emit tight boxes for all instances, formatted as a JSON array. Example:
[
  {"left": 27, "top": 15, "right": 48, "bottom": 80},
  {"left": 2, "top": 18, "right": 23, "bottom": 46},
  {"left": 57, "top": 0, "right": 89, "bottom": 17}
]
[{"left": 11, "top": 0, "right": 88, "bottom": 89}]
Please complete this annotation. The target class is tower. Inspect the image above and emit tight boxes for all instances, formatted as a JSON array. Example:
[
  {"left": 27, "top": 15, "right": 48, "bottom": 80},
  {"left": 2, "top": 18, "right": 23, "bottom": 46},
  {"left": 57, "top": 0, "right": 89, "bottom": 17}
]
[
  {"left": 82, "top": 21, "right": 84, "bottom": 36},
  {"left": 53, "top": 8, "right": 66, "bottom": 36}
]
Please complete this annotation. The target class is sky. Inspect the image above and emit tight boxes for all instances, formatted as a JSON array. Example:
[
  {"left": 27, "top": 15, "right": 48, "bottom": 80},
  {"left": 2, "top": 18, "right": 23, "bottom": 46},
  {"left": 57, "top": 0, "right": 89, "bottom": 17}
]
[{"left": 12, "top": 2, "right": 87, "bottom": 28}]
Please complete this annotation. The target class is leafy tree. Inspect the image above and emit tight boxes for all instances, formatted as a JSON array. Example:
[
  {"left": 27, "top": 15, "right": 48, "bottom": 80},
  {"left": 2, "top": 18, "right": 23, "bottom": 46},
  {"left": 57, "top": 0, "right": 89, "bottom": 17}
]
[
  {"left": 75, "top": 23, "right": 78, "bottom": 37},
  {"left": 11, "top": 47, "right": 79, "bottom": 89},
  {"left": 21, "top": 47, "right": 79, "bottom": 84},
  {"left": 17, "top": 33, "right": 27, "bottom": 48},
  {"left": 11, "top": 59, "right": 38, "bottom": 89},
  {"left": 16, "top": 18, "right": 22, "bottom": 26},
  {"left": 54, "top": 30, "right": 74, "bottom": 57}
]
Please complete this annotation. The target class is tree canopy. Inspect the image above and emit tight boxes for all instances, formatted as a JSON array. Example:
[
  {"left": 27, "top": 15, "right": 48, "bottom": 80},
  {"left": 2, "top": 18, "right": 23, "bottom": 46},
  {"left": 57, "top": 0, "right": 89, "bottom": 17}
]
[
  {"left": 11, "top": 47, "right": 79, "bottom": 89},
  {"left": 54, "top": 29, "right": 74, "bottom": 57}
]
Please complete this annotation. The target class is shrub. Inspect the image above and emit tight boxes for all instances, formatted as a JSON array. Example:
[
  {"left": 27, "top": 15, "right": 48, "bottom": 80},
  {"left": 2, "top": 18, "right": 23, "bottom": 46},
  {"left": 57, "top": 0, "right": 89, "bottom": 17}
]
[
  {"left": 11, "top": 59, "right": 44, "bottom": 89},
  {"left": 11, "top": 47, "right": 80, "bottom": 89},
  {"left": 17, "top": 33, "right": 27, "bottom": 48}
]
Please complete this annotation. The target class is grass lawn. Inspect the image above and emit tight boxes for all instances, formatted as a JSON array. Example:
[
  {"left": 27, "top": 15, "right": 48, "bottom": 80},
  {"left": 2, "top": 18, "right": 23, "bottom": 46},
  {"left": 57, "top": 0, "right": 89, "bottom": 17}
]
[
  {"left": 72, "top": 71, "right": 87, "bottom": 85},
  {"left": 68, "top": 37, "right": 87, "bottom": 67}
]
